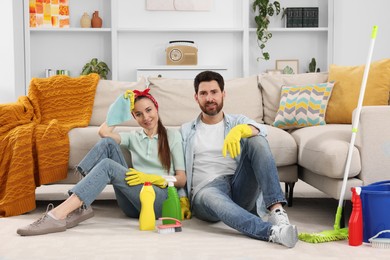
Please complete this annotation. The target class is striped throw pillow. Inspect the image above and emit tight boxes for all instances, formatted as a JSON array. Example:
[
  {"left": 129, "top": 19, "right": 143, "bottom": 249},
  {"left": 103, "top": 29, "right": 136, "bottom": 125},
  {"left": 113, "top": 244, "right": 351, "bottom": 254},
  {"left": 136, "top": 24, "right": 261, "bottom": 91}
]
[{"left": 273, "top": 82, "right": 334, "bottom": 129}]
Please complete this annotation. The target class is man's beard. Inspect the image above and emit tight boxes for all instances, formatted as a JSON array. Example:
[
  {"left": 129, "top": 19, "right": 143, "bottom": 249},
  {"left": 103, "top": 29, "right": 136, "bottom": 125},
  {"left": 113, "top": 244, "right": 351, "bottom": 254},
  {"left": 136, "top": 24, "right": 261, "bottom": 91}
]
[{"left": 200, "top": 100, "right": 223, "bottom": 116}]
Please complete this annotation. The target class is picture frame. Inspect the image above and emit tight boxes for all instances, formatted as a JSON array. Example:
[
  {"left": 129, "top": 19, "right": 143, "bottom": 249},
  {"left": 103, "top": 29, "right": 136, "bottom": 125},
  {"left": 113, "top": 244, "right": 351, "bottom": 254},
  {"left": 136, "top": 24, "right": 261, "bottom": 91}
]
[{"left": 275, "top": 60, "right": 299, "bottom": 74}]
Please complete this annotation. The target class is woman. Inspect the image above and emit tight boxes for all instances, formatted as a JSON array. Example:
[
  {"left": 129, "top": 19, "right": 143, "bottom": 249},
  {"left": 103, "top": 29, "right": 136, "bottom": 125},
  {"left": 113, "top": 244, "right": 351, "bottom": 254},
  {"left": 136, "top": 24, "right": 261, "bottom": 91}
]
[{"left": 17, "top": 89, "right": 186, "bottom": 236}]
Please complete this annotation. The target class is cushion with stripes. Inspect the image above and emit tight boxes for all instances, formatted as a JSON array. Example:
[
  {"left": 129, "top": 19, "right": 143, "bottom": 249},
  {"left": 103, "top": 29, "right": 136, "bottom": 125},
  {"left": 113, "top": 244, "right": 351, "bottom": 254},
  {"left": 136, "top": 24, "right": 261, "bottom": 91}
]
[{"left": 273, "top": 82, "right": 334, "bottom": 129}]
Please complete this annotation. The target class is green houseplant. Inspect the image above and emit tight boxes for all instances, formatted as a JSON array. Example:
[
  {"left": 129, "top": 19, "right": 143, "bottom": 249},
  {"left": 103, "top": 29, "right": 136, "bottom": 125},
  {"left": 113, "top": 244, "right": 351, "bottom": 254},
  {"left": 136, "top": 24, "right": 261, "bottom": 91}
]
[
  {"left": 81, "top": 58, "right": 110, "bottom": 79},
  {"left": 252, "top": 0, "right": 281, "bottom": 60},
  {"left": 309, "top": 58, "right": 317, "bottom": 72}
]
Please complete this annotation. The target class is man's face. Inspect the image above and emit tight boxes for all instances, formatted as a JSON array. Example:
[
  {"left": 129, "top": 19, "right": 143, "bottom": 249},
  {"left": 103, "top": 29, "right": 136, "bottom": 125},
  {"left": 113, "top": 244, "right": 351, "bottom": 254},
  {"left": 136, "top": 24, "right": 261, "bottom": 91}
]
[{"left": 195, "top": 80, "right": 225, "bottom": 116}]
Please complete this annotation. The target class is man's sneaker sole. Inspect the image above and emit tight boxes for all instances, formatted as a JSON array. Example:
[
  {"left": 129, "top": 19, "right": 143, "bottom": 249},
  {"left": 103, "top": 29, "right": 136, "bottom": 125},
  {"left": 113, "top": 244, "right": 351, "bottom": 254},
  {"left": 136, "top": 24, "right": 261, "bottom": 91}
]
[{"left": 282, "top": 225, "right": 298, "bottom": 248}]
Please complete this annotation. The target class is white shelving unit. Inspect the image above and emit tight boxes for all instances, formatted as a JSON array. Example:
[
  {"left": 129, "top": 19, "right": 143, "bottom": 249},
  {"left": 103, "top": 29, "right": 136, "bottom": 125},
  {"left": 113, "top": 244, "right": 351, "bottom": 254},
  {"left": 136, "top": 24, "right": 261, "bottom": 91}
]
[
  {"left": 136, "top": 66, "right": 228, "bottom": 80},
  {"left": 23, "top": 0, "right": 333, "bottom": 90}
]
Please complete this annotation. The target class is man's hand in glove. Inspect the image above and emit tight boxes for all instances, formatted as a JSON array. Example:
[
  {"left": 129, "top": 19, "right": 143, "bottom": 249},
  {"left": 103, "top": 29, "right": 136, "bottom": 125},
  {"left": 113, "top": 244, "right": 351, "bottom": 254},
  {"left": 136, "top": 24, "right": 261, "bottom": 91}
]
[
  {"left": 125, "top": 168, "right": 167, "bottom": 188},
  {"left": 180, "top": 197, "right": 192, "bottom": 220},
  {"left": 222, "top": 124, "right": 253, "bottom": 159}
]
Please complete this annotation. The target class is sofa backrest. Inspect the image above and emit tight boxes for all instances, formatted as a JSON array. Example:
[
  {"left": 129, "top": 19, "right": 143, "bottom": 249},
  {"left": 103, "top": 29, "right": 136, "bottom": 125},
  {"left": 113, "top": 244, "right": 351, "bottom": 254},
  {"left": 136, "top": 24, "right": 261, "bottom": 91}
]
[
  {"left": 148, "top": 75, "right": 263, "bottom": 126},
  {"left": 90, "top": 75, "right": 264, "bottom": 127}
]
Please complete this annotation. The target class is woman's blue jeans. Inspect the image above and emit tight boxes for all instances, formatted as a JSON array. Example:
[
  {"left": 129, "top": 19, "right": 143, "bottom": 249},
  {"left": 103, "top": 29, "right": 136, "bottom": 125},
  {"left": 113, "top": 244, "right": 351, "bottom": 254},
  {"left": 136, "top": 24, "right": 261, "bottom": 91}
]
[
  {"left": 70, "top": 137, "right": 167, "bottom": 218},
  {"left": 192, "top": 136, "right": 286, "bottom": 241}
]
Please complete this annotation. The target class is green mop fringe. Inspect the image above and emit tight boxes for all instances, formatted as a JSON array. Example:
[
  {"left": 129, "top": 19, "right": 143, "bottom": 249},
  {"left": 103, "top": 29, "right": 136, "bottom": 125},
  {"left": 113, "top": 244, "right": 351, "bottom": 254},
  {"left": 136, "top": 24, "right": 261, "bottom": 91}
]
[{"left": 299, "top": 228, "right": 349, "bottom": 243}]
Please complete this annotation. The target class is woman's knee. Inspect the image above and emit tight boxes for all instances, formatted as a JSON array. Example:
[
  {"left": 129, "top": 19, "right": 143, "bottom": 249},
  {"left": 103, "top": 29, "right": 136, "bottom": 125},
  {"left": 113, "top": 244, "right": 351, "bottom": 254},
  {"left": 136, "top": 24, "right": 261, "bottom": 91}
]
[
  {"left": 96, "top": 158, "right": 117, "bottom": 170},
  {"left": 99, "top": 137, "right": 117, "bottom": 146}
]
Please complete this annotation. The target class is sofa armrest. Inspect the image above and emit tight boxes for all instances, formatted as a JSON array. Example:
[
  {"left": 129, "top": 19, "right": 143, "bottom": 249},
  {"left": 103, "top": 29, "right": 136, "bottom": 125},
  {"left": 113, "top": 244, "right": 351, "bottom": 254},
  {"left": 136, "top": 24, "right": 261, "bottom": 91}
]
[{"left": 355, "top": 106, "right": 390, "bottom": 184}]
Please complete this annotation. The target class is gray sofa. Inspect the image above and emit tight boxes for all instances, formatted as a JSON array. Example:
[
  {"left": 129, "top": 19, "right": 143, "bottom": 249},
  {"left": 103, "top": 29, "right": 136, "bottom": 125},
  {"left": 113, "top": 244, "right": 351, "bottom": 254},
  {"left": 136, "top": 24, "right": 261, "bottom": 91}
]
[{"left": 40, "top": 73, "right": 390, "bottom": 205}]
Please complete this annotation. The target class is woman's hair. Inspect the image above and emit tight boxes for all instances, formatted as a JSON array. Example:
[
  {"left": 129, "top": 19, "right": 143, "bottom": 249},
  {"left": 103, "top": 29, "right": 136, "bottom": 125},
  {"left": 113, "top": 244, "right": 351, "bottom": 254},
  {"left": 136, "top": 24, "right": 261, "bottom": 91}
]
[{"left": 134, "top": 96, "right": 171, "bottom": 173}]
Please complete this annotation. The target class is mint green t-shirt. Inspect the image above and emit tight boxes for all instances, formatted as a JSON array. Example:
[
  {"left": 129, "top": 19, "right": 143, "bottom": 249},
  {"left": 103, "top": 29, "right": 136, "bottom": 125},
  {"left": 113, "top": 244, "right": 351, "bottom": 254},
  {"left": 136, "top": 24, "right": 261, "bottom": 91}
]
[{"left": 119, "top": 128, "right": 185, "bottom": 176}]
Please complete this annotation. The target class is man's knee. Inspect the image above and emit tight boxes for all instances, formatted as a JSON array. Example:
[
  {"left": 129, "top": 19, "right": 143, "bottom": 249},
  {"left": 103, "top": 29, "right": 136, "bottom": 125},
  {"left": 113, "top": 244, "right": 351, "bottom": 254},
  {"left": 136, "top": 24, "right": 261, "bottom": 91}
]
[{"left": 245, "top": 135, "right": 269, "bottom": 151}]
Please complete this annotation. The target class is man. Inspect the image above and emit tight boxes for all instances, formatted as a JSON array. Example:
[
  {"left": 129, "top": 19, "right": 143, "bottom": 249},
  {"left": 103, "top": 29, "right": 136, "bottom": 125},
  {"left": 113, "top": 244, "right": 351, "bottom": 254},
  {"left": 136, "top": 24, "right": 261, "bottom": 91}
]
[{"left": 180, "top": 71, "right": 298, "bottom": 248}]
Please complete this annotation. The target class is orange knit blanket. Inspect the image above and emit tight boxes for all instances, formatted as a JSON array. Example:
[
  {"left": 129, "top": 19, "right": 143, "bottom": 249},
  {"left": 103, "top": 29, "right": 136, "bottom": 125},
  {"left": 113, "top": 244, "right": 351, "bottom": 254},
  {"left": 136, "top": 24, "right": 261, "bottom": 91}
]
[{"left": 0, "top": 73, "right": 99, "bottom": 217}]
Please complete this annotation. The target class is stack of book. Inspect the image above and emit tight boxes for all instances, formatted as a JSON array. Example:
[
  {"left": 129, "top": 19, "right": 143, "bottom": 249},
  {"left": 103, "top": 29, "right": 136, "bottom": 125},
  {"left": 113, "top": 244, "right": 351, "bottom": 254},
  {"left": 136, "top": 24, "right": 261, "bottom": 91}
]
[{"left": 285, "top": 7, "right": 318, "bottom": 28}]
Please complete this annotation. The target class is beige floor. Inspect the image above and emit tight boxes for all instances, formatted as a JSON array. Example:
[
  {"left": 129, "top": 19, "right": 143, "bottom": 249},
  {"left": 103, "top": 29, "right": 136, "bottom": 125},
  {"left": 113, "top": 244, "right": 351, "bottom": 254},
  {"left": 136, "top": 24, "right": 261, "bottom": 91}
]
[{"left": 1, "top": 182, "right": 389, "bottom": 260}]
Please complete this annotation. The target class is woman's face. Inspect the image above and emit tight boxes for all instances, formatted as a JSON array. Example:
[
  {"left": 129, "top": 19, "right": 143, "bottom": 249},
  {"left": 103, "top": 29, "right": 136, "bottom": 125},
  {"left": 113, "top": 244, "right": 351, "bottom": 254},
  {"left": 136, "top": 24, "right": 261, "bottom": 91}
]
[{"left": 132, "top": 97, "right": 159, "bottom": 133}]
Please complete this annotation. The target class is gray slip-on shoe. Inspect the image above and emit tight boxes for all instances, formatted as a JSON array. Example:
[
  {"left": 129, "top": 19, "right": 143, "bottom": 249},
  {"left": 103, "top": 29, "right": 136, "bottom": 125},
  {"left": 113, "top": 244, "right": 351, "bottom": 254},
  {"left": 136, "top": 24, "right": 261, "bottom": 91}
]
[
  {"left": 17, "top": 204, "right": 66, "bottom": 236},
  {"left": 66, "top": 206, "right": 94, "bottom": 229}
]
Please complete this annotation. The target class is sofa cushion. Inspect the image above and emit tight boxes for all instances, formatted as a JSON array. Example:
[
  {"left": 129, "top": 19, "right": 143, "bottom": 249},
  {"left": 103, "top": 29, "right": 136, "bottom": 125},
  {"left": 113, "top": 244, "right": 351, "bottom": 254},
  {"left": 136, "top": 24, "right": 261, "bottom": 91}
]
[
  {"left": 148, "top": 75, "right": 263, "bottom": 126},
  {"left": 291, "top": 124, "right": 361, "bottom": 179},
  {"left": 325, "top": 59, "right": 390, "bottom": 124},
  {"left": 89, "top": 79, "right": 147, "bottom": 126},
  {"left": 273, "top": 82, "right": 334, "bottom": 129},
  {"left": 258, "top": 72, "right": 329, "bottom": 125},
  {"left": 264, "top": 125, "right": 297, "bottom": 166}
]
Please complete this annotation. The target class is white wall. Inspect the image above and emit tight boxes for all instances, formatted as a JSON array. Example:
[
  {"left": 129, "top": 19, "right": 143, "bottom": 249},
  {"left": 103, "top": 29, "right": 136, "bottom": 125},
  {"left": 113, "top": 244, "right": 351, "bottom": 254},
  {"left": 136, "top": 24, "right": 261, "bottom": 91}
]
[
  {"left": 0, "top": 0, "right": 16, "bottom": 103},
  {"left": 333, "top": 0, "right": 390, "bottom": 65}
]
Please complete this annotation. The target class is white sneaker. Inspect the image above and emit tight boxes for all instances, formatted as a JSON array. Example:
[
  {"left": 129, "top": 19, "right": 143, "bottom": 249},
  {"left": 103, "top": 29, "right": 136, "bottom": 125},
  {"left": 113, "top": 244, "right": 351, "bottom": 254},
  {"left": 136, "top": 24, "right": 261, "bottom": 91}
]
[
  {"left": 269, "top": 225, "right": 298, "bottom": 248},
  {"left": 268, "top": 208, "right": 290, "bottom": 226}
]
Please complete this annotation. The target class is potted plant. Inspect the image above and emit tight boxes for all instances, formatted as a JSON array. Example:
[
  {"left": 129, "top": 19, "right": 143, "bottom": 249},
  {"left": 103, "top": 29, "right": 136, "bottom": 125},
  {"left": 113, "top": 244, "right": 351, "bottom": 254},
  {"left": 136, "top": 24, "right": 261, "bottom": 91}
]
[
  {"left": 309, "top": 58, "right": 317, "bottom": 72},
  {"left": 252, "top": 0, "right": 281, "bottom": 61},
  {"left": 81, "top": 58, "right": 110, "bottom": 79}
]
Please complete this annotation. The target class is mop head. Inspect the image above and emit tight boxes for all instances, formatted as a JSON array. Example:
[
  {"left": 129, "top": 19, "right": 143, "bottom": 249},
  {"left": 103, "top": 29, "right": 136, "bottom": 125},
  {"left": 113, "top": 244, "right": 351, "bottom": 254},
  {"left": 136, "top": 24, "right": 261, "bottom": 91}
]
[
  {"left": 299, "top": 206, "right": 349, "bottom": 243},
  {"left": 299, "top": 228, "right": 348, "bottom": 243}
]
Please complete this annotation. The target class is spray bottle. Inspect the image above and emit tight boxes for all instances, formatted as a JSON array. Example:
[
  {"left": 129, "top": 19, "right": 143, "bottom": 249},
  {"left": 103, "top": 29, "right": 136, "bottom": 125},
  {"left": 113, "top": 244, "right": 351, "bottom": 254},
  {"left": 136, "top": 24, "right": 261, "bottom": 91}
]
[
  {"left": 139, "top": 182, "right": 156, "bottom": 231},
  {"left": 349, "top": 186, "right": 363, "bottom": 246},
  {"left": 161, "top": 176, "right": 182, "bottom": 225}
]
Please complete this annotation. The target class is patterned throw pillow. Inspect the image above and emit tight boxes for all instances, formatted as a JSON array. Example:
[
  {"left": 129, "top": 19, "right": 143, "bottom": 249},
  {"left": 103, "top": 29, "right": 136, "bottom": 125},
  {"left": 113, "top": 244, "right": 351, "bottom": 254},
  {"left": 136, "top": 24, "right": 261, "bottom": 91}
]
[{"left": 273, "top": 82, "right": 334, "bottom": 129}]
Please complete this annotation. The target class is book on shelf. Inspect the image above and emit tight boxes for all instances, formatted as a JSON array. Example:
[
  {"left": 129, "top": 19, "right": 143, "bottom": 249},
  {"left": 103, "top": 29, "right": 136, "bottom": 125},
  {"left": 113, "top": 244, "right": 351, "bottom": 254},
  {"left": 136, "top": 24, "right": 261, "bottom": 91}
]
[
  {"left": 303, "top": 7, "right": 319, "bottom": 27},
  {"left": 285, "top": 7, "right": 318, "bottom": 28}
]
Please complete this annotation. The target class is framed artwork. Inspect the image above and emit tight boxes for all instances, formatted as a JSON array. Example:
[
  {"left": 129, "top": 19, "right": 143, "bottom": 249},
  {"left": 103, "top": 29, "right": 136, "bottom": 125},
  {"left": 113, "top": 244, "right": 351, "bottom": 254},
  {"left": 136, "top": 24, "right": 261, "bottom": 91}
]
[
  {"left": 29, "top": 0, "right": 69, "bottom": 28},
  {"left": 275, "top": 60, "right": 299, "bottom": 74}
]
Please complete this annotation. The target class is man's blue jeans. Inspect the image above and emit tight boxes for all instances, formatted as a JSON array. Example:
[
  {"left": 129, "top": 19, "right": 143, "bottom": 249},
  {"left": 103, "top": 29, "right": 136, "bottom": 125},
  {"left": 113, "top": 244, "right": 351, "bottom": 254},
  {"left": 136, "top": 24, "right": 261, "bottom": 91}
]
[
  {"left": 70, "top": 137, "right": 167, "bottom": 218},
  {"left": 192, "top": 136, "right": 286, "bottom": 241}
]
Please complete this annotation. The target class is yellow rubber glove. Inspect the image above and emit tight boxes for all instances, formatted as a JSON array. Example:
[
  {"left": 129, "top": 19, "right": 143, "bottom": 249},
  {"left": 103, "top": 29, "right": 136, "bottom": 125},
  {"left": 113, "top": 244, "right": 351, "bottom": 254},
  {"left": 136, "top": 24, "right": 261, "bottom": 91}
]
[
  {"left": 222, "top": 124, "right": 252, "bottom": 159},
  {"left": 180, "top": 197, "right": 192, "bottom": 220},
  {"left": 123, "top": 90, "right": 135, "bottom": 111},
  {"left": 125, "top": 168, "right": 167, "bottom": 188}
]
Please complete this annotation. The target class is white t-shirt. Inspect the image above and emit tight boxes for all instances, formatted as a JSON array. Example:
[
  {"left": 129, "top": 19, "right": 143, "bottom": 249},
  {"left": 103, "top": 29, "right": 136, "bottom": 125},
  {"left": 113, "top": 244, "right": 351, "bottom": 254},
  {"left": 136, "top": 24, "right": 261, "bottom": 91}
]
[{"left": 192, "top": 120, "right": 237, "bottom": 196}]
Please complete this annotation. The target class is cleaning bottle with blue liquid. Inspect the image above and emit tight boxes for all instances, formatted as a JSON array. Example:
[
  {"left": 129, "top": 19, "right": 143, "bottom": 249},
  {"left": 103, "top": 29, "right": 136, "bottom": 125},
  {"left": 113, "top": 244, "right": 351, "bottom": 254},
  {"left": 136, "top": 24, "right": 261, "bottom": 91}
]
[{"left": 161, "top": 176, "right": 182, "bottom": 224}]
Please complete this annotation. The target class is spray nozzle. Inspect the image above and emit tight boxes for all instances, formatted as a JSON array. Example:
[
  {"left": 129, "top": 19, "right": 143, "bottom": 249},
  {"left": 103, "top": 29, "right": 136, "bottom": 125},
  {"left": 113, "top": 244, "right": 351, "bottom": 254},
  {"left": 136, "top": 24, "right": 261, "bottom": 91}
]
[{"left": 163, "top": 175, "right": 177, "bottom": 187}]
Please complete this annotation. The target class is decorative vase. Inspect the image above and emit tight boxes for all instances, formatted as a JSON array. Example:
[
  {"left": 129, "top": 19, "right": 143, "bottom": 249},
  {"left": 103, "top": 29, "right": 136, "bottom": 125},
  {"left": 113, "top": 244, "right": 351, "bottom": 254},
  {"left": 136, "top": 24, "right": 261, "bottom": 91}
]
[
  {"left": 91, "top": 11, "right": 102, "bottom": 28},
  {"left": 80, "top": 12, "right": 91, "bottom": 28}
]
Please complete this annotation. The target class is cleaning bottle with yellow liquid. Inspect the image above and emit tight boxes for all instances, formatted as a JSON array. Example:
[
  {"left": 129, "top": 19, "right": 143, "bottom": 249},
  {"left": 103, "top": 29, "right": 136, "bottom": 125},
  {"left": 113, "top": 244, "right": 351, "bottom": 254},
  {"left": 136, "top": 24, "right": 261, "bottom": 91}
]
[
  {"left": 139, "top": 182, "right": 156, "bottom": 231},
  {"left": 161, "top": 176, "right": 182, "bottom": 225}
]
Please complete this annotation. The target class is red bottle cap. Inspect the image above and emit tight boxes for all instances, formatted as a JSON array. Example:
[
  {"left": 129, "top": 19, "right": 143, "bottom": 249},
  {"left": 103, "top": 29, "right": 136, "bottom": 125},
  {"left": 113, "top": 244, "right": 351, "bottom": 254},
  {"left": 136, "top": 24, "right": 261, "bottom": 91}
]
[{"left": 144, "top": 182, "right": 152, "bottom": 186}]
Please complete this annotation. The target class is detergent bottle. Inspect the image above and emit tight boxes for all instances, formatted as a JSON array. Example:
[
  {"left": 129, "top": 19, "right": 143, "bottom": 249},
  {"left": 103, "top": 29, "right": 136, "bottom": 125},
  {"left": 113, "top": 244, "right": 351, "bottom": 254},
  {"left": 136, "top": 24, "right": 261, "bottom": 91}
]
[
  {"left": 349, "top": 186, "right": 363, "bottom": 246},
  {"left": 139, "top": 182, "right": 156, "bottom": 231},
  {"left": 161, "top": 176, "right": 182, "bottom": 225}
]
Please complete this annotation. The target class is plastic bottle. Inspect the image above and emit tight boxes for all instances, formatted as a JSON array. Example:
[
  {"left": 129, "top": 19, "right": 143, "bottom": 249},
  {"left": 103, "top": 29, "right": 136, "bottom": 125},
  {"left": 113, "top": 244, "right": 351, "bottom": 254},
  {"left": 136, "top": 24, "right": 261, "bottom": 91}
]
[
  {"left": 139, "top": 182, "right": 156, "bottom": 231},
  {"left": 349, "top": 186, "right": 363, "bottom": 246},
  {"left": 161, "top": 176, "right": 182, "bottom": 225}
]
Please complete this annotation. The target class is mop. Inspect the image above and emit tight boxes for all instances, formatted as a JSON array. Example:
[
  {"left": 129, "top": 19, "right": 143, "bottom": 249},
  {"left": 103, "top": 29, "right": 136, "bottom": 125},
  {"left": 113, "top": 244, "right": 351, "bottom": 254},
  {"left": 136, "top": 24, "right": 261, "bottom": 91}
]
[{"left": 299, "top": 25, "right": 378, "bottom": 243}]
